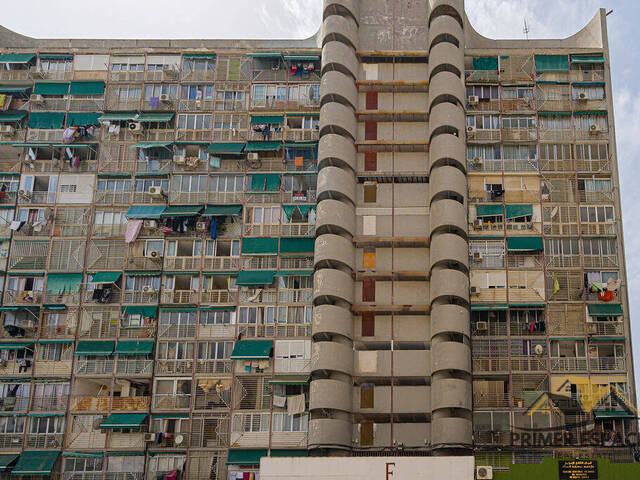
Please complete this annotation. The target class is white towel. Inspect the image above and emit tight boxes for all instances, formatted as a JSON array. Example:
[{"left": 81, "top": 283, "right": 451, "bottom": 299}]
[{"left": 287, "top": 393, "right": 305, "bottom": 415}]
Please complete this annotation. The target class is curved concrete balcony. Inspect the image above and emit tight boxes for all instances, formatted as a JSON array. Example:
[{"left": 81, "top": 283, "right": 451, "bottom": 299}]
[
  {"left": 431, "top": 341, "right": 471, "bottom": 374},
  {"left": 428, "top": 102, "right": 465, "bottom": 138},
  {"left": 431, "top": 378, "right": 472, "bottom": 411},
  {"left": 322, "top": 41, "right": 359, "bottom": 79},
  {"left": 317, "top": 165, "right": 356, "bottom": 204},
  {"left": 321, "top": 70, "right": 358, "bottom": 110},
  {"left": 310, "top": 379, "right": 352, "bottom": 412},
  {"left": 431, "top": 417, "right": 472, "bottom": 448},
  {"left": 428, "top": 14, "right": 464, "bottom": 48},
  {"left": 430, "top": 304, "right": 470, "bottom": 338},
  {"left": 428, "top": 71, "right": 465, "bottom": 110},
  {"left": 323, "top": 0, "right": 359, "bottom": 23},
  {"left": 311, "top": 341, "right": 354, "bottom": 375},
  {"left": 429, "top": 165, "right": 467, "bottom": 203},
  {"left": 430, "top": 269, "right": 469, "bottom": 305},
  {"left": 313, "top": 304, "right": 353, "bottom": 339},
  {"left": 314, "top": 269, "right": 354, "bottom": 305},
  {"left": 429, "top": 133, "right": 466, "bottom": 172},
  {"left": 429, "top": 232, "right": 469, "bottom": 270},
  {"left": 429, "top": 0, "right": 464, "bottom": 26},
  {"left": 315, "top": 234, "right": 356, "bottom": 270},
  {"left": 320, "top": 102, "right": 357, "bottom": 140},
  {"left": 429, "top": 198, "right": 467, "bottom": 235},
  {"left": 316, "top": 199, "right": 356, "bottom": 237},
  {"left": 428, "top": 43, "right": 464, "bottom": 78},
  {"left": 318, "top": 133, "right": 357, "bottom": 171},
  {"left": 308, "top": 418, "right": 352, "bottom": 450},
  {"left": 322, "top": 15, "right": 359, "bottom": 50}
]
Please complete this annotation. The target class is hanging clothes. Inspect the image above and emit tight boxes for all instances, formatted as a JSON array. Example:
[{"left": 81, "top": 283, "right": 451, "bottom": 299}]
[
  {"left": 287, "top": 394, "right": 305, "bottom": 415},
  {"left": 210, "top": 218, "right": 217, "bottom": 240},
  {"left": 598, "top": 290, "right": 615, "bottom": 302},
  {"left": 125, "top": 219, "right": 144, "bottom": 244}
]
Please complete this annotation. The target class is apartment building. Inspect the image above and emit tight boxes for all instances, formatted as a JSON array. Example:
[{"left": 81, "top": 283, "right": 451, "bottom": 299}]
[{"left": 0, "top": 1, "right": 635, "bottom": 479}]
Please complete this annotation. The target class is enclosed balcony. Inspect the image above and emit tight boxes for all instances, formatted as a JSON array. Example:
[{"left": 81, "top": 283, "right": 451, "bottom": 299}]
[
  {"left": 152, "top": 378, "right": 192, "bottom": 410},
  {"left": 33, "top": 341, "right": 73, "bottom": 376},
  {"left": 73, "top": 340, "right": 116, "bottom": 376}
]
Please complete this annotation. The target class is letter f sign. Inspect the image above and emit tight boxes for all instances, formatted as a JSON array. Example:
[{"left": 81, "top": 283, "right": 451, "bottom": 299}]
[{"left": 386, "top": 462, "right": 396, "bottom": 480}]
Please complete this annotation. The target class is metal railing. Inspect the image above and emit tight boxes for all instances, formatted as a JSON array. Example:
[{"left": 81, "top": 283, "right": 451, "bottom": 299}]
[
  {"left": 549, "top": 357, "right": 588, "bottom": 371},
  {"left": 115, "top": 359, "right": 154, "bottom": 376}
]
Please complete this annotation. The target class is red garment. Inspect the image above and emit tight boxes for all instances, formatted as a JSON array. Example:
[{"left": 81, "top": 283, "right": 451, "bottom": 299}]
[{"left": 598, "top": 290, "right": 614, "bottom": 302}]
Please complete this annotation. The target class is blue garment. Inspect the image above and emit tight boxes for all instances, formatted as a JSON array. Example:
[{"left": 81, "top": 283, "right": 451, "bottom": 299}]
[{"left": 210, "top": 218, "right": 217, "bottom": 240}]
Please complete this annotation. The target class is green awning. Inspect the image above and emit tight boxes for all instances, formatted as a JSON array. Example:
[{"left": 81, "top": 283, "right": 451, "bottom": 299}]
[
  {"left": 505, "top": 204, "right": 533, "bottom": 219},
  {"left": 206, "top": 143, "right": 245, "bottom": 154},
  {"left": 242, "top": 238, "right": 278, "bottom": 255},
  {"left": 98, "top": 173, "right": 130, "bottom": 178},
  {"left": 574, "top": 111, "right": 607, "bottom": 116},
  {"left": 125, "top": 205, "right": 166, "bottom": 220},
  {"left": 100, "top": 413, "right": 147, "bottom": 429},
  {"left": 230, "top": 340, "right": 273, "bottom": 360},
  {"left": 39, "top": 55, "right": 73, "bottom": 60},
  {"left": 476, "top": 205, "right": 503, "bottom": 217},
  {"left": 276, "top": 270, "right": 314, "bottom": 276},
  {"left": 129, "top": 141, "right": 172, "bottom": 149},
  {"left": 98, "top": 113, "right": 137, "bottom": 122},
  {"left": 74, "top": 341, "right": 115, "bottom": 356},
  {"left": 538, "top": 111, "right": 572, "bottom": 116},
  {"left": 535, "top": 55, "right": 569, "bottom": 71},
  {"left": 226, "top": 449, "right": 268, "bottom": 466},
  {"left": 46, "top": 273, "right": 83, "bottom": 294},
  {"left": 202, "top": 205, "right": 242, "bottom": 216},
  {"left": 0, "top": 54, "right": 35, "bottom": 64},
  {"left": 471, "top": 305, "right": 509, "bottom": 311},
  {"left": 587, "top": 304, "right": 623, "bottom": 317},
  {"left": 135, "top": 113, "right": 174, "bottom": 123},
  {"left": 245, "top": 141, "right": 282, "bottom": 152},
  {"left": 199, "top": 306, "right": 236, "bottom": 312},
  {"left": 236, "top": 271, "right": 276, "bottom": 286},
  {"left": 89, "top": 272, "right": 122, "bottom": 284},
  {"left": 0, "top": 454, "right": 18, "bottom": 471},
  {"left": 280, "top": 238, "right": 314, "bottom": 254},
  {"left": 270, "top": 450, "right": 309, "bottom": 458},
  {"left": 161, "top": 306, "right": 197, "bottom": 313},
  {"left": 473, "top": 57, "right": 499, "bottom": 71},
  {"left": 0, "top": 86, "right": 29, "bottom": 94},
  {"left": 151, "top": 414, "right": 190, "bottom": 419},
  {"left": 160, "top": 205, "right": 203, "bottom": 217},
  {"left": 28, "top": 112, "right": 65, "bottom": 129},
  {"left": 250, "top": 173, "right": 281, "bottom": 192},
  {"left": 33, "top": 83, "right": 69, "bottom": 96},
  {"left": 67, "top": 112, "right": 101, "bottom": 126},
  {"left": 69, "top": 81, "right": 105, "bottom": 96},
  {"left": 506, "top": 236, "right": 543, "bottom": 252},
  {"left": 593, "top": 410, "right": 635, "bottom": 419},
  {"left": 125, "top": 271, "right": 161, "bottom": 277},
  {"left": 268, "top": 376, "right": 310, "bottom": 385},
  {"left": 247, "top": 52, "right": 281, "bottom": 58},
  {"left": 183, "top": 53, "right": 216, "bottom": 59},
  {"left": 61, "top": 452, "right": 103, "bottom": 459},
  {"left": 27, "top": 413, "right": 65, "bottom": 417},
  {"left": 0, "top": 111, "right": 27, "bottom": 123},
  {"left": 284, "top": 55, "right": 320, "bottom": 61},
  {"left": 510, "top": 303, "right": 546, "bottom": 308},
  {"left": 250, "top": 115, "right": 284, "bottom": 125},
  {"left": 0, "top": 342, "right": 32, "bottom": 349},
  {"left": 42, "top": 304, "right": 67, "bottom": 311},
  {"left": 571, "top": 55, "right": 605, "bottom": 64},
  {"left": 114, "top": 341, "right": 154, "bottom": 356},
  {"left": 11, "top": 450, "right": 59, "bottom": 476},
  {"left": 36, "top": 340, "right": 73, "bottom": 344},
  {"left": 105, "top": 452, "right": 145, "bottom": 456},
  {"left": 0, "top": 307, "right": 18, "bottom": 312},
  {"left": 122, "top": 306, "right": 158, "bottom": 318}
]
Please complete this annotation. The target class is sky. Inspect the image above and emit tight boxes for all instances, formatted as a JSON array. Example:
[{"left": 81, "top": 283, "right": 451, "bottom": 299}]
[{"left": 3, "top": 0, "right": 640, "bottom": 393}]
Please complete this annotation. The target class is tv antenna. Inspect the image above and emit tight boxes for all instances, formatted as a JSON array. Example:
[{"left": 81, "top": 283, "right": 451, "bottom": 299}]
[{"left": 523, "top": 18, "right": 530, "bottom": 40}]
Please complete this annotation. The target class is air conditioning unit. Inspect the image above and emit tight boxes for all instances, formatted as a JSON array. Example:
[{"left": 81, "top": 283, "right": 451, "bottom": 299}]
[
  {"left": 473, "top": 219, "right": 483, "bottom": 230},
  {"left": 18, "top": 189, "right": 32, "bottom": 200},
  {"left": 589, "top": 124, "right": 600, "bottom": 134},
  {"left": 173, "top": 154, "right": 186, "bottom": 165},
  {"left": 247, "top": 152, "right": 259, "bottom": 161},
  {"left": 472, "top": 156, "right": 484, "bottom": 167},
  {"left": 143, "top": 220, "right": 157, "bottom": 229},
  {"left": 477, "top": 466, "right": 493, "bottom": 480},
  {"left": 473, "top": 251, "right": 483, "bottom": 262},
  {"left": 144, "top": 433, "right": 156, "bottom": 442},
  {"left": 468, "top": 95, "right": 480, "bottom": 105},
  {"left": 128, "top": 122, "right": 143, "bottom": 133},
  {"left": 476, "top": 321, "right": 488, "bottom": 331},
  {"left": 0, "top": 125, "right": 15, "bottom": 136},
  {"left": 142, "top": 285, "right": 156, "bottom": 295},
  {"left": 470, "top": 286, "right": 480, "bottom": 296},
  {"left": 578, "top": 92, "right": 588, "bottom": 101},
  {"left": 148, "top": 186, "right": 164, "bottom": 198},
  {"left": 160, "top": 93, "right": 171, "bottom": 103},
  {"left": 146, "top": 250, "right": 161, "bottom": 259},
  {"left": 29, "top": 94, "right": 44, "bottom": 104}
]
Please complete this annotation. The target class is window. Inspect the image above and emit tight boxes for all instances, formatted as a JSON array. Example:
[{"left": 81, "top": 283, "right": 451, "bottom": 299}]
[
  {"left": 575, "top": 144, "right": 608, "bottom": 161},
  {"left": 502, "top": 86, "right": 534, "bottom": 100},
  {"left": 29, "top": 415, "right": 64, "bottom": 434},
  {"left": 94, "top": 210, "right": 127, "bottom": 225},
  {"left": 177, "top": 114, "right": 212, "bottom": 130},
  {"left": 288, "top": 84, "right": 320, "bottom": 105},
  {"left": 364, "top": 152, "right": 377, "bottom": 171},
  {"left": 209, "top": 175, "right": 243, "bottom": 192},
  {"left": 502, "top": 116, "right": 536, "bottom": 129},
  {"left": 247, "top": 206, "right": 281, "bottom": 224},
  {"left": 579, "top": 178, "right": 611, "bottom": 192},
  {"left": 580, "top": 206, "right": 614, "bottom": 223},
  {"left": 362, "top": 278, "right": 375, "bottom": 302},
  {"left": 124, "top": 275, "right": 161, "bottom": 292},
  {"left": 181, "top": 84, "right": 214, "bottom": 100},
  {"left": 205, "top": 239, "right": 240, "bottom": 257},
  {"left": 539, "top": 116, "right": 571, "bottom": 130},
  {"left": 144, "top": 84, "right": 178, "bottom": 99},
  {"left": 540, "top": 143, "right": 572, "bottom": 161},
  {"left": 361, "top": 314, "right": 375, "bottom": 337},
  {"left": 239, "top": 306, "right": 276, "bottom": 325},
  {"left": 60, "top": 184, "right": 77, "bottom": 193},
  {"left": 200, "top": 311, "right": 236, "bottom": 325},
  {"left": 550, "top": 340, "right": 585, "bottom": 358},
  {"left": 197, "top": 341, "right": 233, "bottom": 360},
  {"left": 110, "top": 61, "right": 144, "bottom": 72},
  {"left": 0, "top": 416, "right": 25, "bottom": 434},
  {"left": 365, "top": 121, "right": 377, "bottom": 140},
  {"left": 156, "top": 341, "right": 194, "bottom": 360},
  {"left": 272, "top": 413, "right": 309, "bottom": 432},
  {"left": 575, "top": 114, "right": 608, "bottom": 131},
  {"left": 214, "top": 90, "right": 245, "bottom": 110},
  {"left": 40, "top": 59, "right": 72, "bottom": 73},
  {"left": 544, "top": 238, "right": 580, "bottom": 256},
  {"left": 467, "top": 85, "right": 499, "bottom": 99},
  {"left": 64, "top": 457, "right": 103, "bottom": 474},
  {"left": 277, "top": 275, "right": 312, "bottom": 290},
  {"left": 582, "top": 238, "right": 617, "bottom": 257},
  {"left": 470, "top": 240, "right": 505, "bottom": 268},
  {"left": 573, "top": 85, "right": 605, "bottom": 100},
  {"left": 467, "top": 114, "right": 500, "bottom": 130},
  {"left": 503, "top": 145, "right": 537, "bottom": 160},
  {"left": 365, "top": 91, "right": 378, "bottom": 110},
  {"left": 277, "top": 306, "right": 312, "bottom": 325},
  {"left": 363, "top": 182, "right": 377, "bottom": 203},
  {"left": 38, "top": 343, "right": 65, "bottom": 361},
  {"left": 360, "top": 385, "right": 374, "bottom": 408},
  {"left": 134, "top": 178, "right": 168, "bottom": 192},
  {"left": 113, "top": 85, "right": 141, "bottom": 100},
  {"left": 98, "top": 179, "right": 131, "bottom": 192},
  {"left": 467, "top": 144, "right": 501, "bottom": 161},
  {"left": 232, "top": 413, "right": 270, "bottom": 433},
  {"left": 171, "top": 175, "right": 207, "bottom": 192},
  {"left": 182, "top": 58, "right": 216, "bottom": 73},
  {"left": 0, "top": 209, "right": 14, "bottom": 227}
]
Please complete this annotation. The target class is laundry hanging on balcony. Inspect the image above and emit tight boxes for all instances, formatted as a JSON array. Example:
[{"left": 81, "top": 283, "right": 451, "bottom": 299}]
[{"left": 125, "top": 219, "right": 143, "bottom": 244}]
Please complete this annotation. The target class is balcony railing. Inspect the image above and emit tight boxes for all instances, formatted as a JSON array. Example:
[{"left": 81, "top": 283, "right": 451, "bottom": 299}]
[
  {"left": 160, "top": 290, "right": 199, "bottom": 305},
  {"left": 200, "top": 290, "right": 237, "bottom": 304},
  {"left": 111, "top": 396, "right": 151, "bottom": 411},
  {"left": 74, "top": 359, "right": 114, "bottom": 375},
  {"left": 590, "top": 357, "right": 625, "bottom": 372},
  {"left": 71, "top": 396, "right": 110, "bottom": 411},
  {"left": 152, "top": 394, "right": 191, "bottom": 409},
  {"left": 0, "top": 396, "right": 29, "bottom": 411},
  {"left": 550, "top": 357, "right": 588, "bottom": 371},
  {"left": 122, "top": 290, "right": 159, "bottom": 304},
  {"left": 587, "top": 322, "right": 624, "bottom": 336},
  {"left": 473, "top": 392, "right": 510, "bottom": 408},
  {"left": 154, "top": 359, "right": 193, "bottom": 375},
  {"left": 280, "top": 223, "right": 315, "bottom": 237},
  {"left": 202, "top": 256, "right": 239, "bottom": 271},
  {"left": 115, "top": 359, "right": 153, "bottom": 376},
  {"left": 197, "top": 324, "right": 235, "bottom": 338},
  {"left": 194, "top": 359, "right": 232, "bottom": 375},
  {"left": 30, "top": 395, "right": 68, "bottom": 411},
  {"left": 25, "top": 433, "right": 64, "bottom": 449},
  {"left": 278, "top": 289, "right": 313, "bottom": 304},
  {"left": 241, "top": 256, "right": 278, "bottom": 270},
  {"left": 4, "top": 289, "right": 43, "bottom": 306},
  {"left": 275, "top": 324, "right": 312, "bottom": 338},
  {"left": 472, "top": 357, "right": 509, "bottom": 372},
  {"left": 163, "top": 256, "right": 202, "bottom": 270},
  {"left": 158, "top": 324, "right": 196, "bottom": 338},
  {"left": 33, "top": 360, "right": 72, "bottom": 376},
  {"left": 510, "top": 355, "right": 547, "bottom": 371},
  {"left": 0, "top": 433, "right": 24, "bottom": 449}
]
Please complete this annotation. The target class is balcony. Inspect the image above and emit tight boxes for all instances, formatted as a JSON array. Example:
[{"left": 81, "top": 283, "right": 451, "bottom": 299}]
[
  {"left": 275, "top": 324, "right": 311, "bottom": 337},
  {"left": 125, "top": 256, "right": 163, "bottom": 271},
  {"left": 202, "top": 256, "right": 239, "bottom": 271},
  {"left": 0, "top": 395, "right": 29, "bottom": 412},
  {"left": 501, "top": 128, "right": 537, "bottom": 142},
  {"left": 465, "top": 70, "right": 500, "bottom": 83},
  {"left": 238, "top": 289, "right": 277, "bottom": 303},
  {"left": 122, "top": 290, "right": 159, "bottom": 304},
  {"left": 587, "top": 322, "right": 624, "bottom": 336},
  {"left": 152, "top": 394, "right": 191, "bottom": 410},
  {"left": 33, "top": 359, "right": 72, "bottom": 376},
  {"left": 43, "top": 291, "right": 81, "bottom": 305},
  {"left": 179, "top": 99, "right": 214, "bottom": 111},
  {"left": 107, "top": 432, "right": 145, "bottom": 450},
  {"left": 278, "top": 288, "right": 313, "bottom": 304},
  {"left": 241, "top": 256, "right": 278, "bottom": 270},
  {"left": 472, "top": 357, "right": 509, "bottom": 373},
  {"left": 467, "top": 99, "right": 500, "bottom": 112},
  {"left": 467, "top": 128, "right": 500, "bottom": 142},
  {"left": 111, "top": 396, "right": 151, "bottom": 411},
  {"left": 78, "top": 320, "right": 118, "bottom": 340},
  {"left": 115, "top": 358, "right": 153, "bottom": 376},
  {"left": 155, "top": 359, "right": 193, "bottom": 375},
  {"left": 136, "top": 159, "right": 171, "bottom": 175},
  {"left": 74, "top": 358, "right": 114, "bottom": 376},
  {"left": 197, "top": 323, "right": 235, "bottom": 338},
  {"left": 549, "top": 357, "right": 588, "bottom": 372},
  {"left": 590, "top": 357, "right": 625, "bottom": 372},
  {"left": 472, "top": 321, "right": 507, "bottom": 337},
  {"left": 71, "top": 396, "right": 110, "bottom": 411},
  {"left": 200, "top": 290, "right": 237, "bottom": 304},
  {"left": 30, "top": 98, "right": 68, "bottom": 111},
  {"left": 158, "top": 323, "right": 195, "bottom": 339},
  {"left": 31, "top": 395, "right": 68, "bottom": 411},
  {"left": 168, "top": 191, "right": 207, "bottom": 204},
  {"left": 68, "top": 98, "right": 104, "bottom": 111},
  {"left": 243, "top": 223, "right": 280, "bottom": 236},
  {"left": 92, "top": 223, "right": 127, "bottom": 237},
  {"left": 473, "top": 392, "right": 510, "bottom": 408},
  {"left": 4, "top": 289, "right": 42, "bottom": 306},
  {"left": 160, "top": 290, "right": 199, "bottom": 305},
  {"left": 207, "top": 191, "right": 244, "bottom": 204},
  {"left": 18, "top": 191, "right": 56, "bottom": 205},
  {"left": 105, "top": 95, "right": 141, "bottom": 110},
  {"left": 26, "top": 129, "right": 64, "bottom": 143},
  {"left": 95, "top": 191, "right": 132, "bottom": 206},
  {"left": 576, "top": 127, "right": 608, "bottom": 141},
  {"left": 280, "top": 223, "right": 315, "bottom": 237},
  {"left": 284, "top": 129, "right": 319, "bottom": 143},
  {"left": 163, "top": 256, "right": 202, "bottom": 271},
  {"left": 66, "top": 430, "right": 106, "bottom": 450},
  {"left": 510, "top": 355, "right": 547, "bottom": 372},
  {"left": 0, "top": 433, "right": 24, "bottom": 449},
  {"left": 25, "top": 433, "right": 64, "bottom": 449}
]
